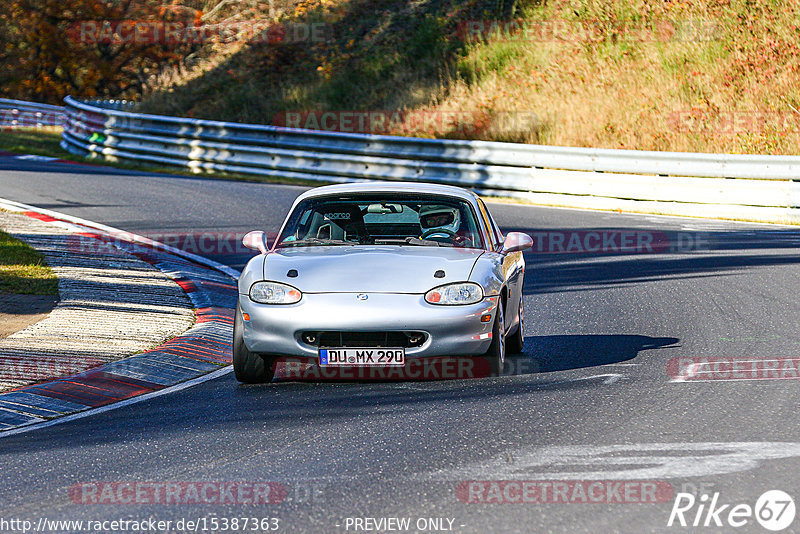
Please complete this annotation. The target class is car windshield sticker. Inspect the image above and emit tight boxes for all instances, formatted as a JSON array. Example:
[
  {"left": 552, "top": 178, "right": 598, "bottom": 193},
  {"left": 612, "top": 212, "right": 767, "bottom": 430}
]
[{"left": 324, "top": 212, "right": 351, "bottom": 220}]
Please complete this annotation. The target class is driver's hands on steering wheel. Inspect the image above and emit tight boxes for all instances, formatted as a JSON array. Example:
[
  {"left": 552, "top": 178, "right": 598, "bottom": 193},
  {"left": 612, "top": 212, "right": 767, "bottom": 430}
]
[{"left": 420, "top": 227, "right": 465, "bottom": 245}]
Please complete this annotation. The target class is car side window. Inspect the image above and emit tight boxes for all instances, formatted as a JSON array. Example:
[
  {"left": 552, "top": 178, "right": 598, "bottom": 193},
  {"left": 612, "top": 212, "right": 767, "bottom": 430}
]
[
  {"left": 489, "top": 213, "right": 503, "bottom": 245},
  {"left": 476, "top": 199, "right": 498, "bottom": 249}
]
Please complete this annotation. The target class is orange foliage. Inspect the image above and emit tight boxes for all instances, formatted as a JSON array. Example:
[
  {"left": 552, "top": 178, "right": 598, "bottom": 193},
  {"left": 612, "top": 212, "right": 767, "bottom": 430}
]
[{"left": 0, "top": 0, "right": 201, "bottom": 103}]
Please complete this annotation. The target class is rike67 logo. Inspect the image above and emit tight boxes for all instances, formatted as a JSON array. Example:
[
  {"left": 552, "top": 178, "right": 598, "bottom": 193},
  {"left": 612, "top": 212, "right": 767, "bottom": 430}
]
[{"left": 668, "top": 490, "right": 795, "bottom": 531}]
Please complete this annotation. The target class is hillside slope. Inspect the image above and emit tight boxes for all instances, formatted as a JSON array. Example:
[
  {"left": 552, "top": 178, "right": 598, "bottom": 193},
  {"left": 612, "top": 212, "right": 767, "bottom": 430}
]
[{"left": 140, "top": 0, "right": 800, "bottom": 154}]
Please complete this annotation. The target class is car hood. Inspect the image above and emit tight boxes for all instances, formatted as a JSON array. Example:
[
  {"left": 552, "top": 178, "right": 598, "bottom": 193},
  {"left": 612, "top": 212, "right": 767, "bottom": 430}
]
[{"left": 262, "top": 246, "right": 484, "bottom": 294}]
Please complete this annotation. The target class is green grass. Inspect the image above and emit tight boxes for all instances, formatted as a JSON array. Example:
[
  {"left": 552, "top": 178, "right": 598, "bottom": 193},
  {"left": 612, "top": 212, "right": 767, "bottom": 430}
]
[
  {"left": 0, "top": 228, "right": 59, "bottom": 295},
  {"left": 0, "top": 129, "right": 64, "bottom": 158}
]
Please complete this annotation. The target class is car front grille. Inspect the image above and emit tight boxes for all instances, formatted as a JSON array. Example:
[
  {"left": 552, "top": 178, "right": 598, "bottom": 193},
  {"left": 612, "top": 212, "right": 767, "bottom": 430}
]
[{"left": 302, "top": 331, "right": 426, "bottom": 348}]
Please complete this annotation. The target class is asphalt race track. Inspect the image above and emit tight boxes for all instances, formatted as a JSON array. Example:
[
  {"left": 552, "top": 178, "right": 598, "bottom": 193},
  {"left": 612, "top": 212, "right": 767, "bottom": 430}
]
[{"left": 2, "top": 155, "right": 800, "bottom": 533}]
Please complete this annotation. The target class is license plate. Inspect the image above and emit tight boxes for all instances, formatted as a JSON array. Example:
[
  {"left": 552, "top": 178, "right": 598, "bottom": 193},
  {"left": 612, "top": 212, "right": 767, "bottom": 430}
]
[{"left": 319, "top": 348, "right": 405, "bottom": 366}]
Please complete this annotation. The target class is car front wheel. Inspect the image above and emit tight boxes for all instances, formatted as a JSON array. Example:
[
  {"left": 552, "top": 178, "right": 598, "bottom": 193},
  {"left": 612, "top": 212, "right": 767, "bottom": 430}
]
[
  {"left": 507, "top": 297, "right": 525, "bottom": 354},
  {"left": 233, "top": 303, "right": 276, "bottom": 383},
  {"left": 485, "top": 300, "right": 506, "bottom": 376}
]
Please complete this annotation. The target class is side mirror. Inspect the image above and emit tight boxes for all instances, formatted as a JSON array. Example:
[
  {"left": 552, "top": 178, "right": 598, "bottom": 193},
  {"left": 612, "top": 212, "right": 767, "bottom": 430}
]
[
  {"left": 242, "top": 231, "right": 269, "bottom": 254},
  {"left": 501, "top": 232, "right": 533, "bottom": 254}
]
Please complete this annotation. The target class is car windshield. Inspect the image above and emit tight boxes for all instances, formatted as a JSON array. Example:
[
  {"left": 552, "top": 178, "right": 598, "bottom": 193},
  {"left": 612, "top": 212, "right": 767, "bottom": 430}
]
[{"left": 277, "top": 194, "right": 485, "bottom": 249}]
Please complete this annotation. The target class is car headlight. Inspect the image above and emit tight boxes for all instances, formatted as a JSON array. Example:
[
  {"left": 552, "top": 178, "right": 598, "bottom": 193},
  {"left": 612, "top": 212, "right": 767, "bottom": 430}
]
[
  {"left": 249, "top": 281, "right": 302, "bottom": 304},
  {"left": 425, "top": 282, "right": 483, "bottom": 305}
]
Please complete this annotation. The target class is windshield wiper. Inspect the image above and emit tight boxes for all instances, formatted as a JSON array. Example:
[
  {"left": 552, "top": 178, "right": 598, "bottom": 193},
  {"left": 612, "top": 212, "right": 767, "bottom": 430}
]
[
  {"left": 405, "top": 237, "right": 444, "bottom": 247},
  {"left": 374, "top": 237, "right": 446, "bottom": 247},
  {"left": 279, "top": 238, "right": 356, "bottom": 248}
]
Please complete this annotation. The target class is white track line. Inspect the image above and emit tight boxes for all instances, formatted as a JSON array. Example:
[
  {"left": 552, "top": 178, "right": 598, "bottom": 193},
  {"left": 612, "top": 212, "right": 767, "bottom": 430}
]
[
  {"left": 0, "top": 196, "right": 241, "bottom": 438},
  {"left": 483, "top": 197, "right": 794, "bottom": 228},
  {"left": 0, "top": 367, "right": 232, "bottom": 438},
  {"left": 0, "top": 197, "right": 241, "bottom": 280},
  {"left": 539, "top": 373, "right": 623, "bottom": 388}
]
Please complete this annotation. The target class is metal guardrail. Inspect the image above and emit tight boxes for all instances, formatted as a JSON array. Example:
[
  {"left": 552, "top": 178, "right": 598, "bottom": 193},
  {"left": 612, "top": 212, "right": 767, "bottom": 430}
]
[
  {"left": 0, "top": 98, "right": 65, "bottom": 129},
  {"left": 53, "top": 97, "right": 800, "bottom": 220}
]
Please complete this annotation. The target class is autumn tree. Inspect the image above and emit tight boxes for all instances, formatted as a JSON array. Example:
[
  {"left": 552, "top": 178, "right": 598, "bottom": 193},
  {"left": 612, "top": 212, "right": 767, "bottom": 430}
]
[{"left": 0, "top": 1, "right": 227, "bottom": 103}]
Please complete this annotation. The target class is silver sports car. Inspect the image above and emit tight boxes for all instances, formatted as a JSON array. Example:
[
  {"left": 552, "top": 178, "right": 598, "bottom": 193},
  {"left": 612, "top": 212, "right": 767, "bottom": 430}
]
[{"left": 234, "top": 182, "right": 533, "bottom": 382}]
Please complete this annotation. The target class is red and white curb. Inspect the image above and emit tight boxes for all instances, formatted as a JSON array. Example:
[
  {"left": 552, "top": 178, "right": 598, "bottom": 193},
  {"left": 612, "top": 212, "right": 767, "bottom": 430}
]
[{"left": 0, "top": 197, "right": 241, "bottom": 437}]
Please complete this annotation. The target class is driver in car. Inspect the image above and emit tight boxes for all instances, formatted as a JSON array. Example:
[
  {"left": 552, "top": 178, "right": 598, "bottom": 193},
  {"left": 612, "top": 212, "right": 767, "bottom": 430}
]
[{"left": 419, "top": 206, "right": 466, "bottom": 245}]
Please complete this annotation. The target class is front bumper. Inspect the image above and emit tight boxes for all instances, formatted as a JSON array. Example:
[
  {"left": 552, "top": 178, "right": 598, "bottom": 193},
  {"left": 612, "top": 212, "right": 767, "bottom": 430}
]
[{"left": 240, "top": 292, "right": 497, "bottom": 358}]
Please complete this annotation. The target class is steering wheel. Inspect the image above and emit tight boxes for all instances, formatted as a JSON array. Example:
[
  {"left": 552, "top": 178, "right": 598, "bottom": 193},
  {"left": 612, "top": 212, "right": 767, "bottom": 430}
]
[{"left": 421, "top": 228, "right": 458, "bottom": 241}]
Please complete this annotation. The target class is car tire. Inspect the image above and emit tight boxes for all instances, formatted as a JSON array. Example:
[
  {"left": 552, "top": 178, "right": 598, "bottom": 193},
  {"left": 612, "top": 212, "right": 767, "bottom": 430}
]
[
  {"left": 233, "top": 303, "right": 276, "bottom": 383},
  {"left": 507, "top": 297, "right": 525, "bottom": 354},
  {"left": 485, "top": 300, "right": 506, "bottom": 376}
]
